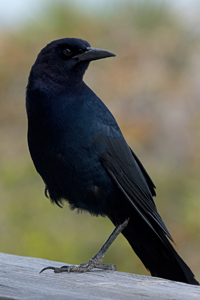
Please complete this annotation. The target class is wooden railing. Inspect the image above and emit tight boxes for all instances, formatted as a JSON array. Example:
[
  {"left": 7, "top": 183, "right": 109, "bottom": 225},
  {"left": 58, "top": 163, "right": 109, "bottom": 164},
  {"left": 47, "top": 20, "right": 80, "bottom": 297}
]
[{"left": 0, "top": 252, "right": 199, "bottom": 299}]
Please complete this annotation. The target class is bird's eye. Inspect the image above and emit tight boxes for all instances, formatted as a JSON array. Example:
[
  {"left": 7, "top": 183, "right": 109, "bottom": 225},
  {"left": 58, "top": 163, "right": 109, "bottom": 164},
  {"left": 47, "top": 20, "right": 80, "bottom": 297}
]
[{"left": 63, "top": 48, "right": 72, "bottom": 57}]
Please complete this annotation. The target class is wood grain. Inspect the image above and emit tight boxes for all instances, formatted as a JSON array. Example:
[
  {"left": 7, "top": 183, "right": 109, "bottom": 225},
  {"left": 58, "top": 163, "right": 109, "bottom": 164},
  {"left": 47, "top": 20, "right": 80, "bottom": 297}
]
[{"left": 0, "top": 252, "right": 199, "bottom": 299}]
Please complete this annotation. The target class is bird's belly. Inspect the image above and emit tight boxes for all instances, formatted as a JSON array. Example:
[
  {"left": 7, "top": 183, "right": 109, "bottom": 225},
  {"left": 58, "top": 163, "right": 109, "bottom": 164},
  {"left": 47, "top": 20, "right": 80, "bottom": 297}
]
[{"left": 38, "top": 146, "right": 114, "bottom": 216}]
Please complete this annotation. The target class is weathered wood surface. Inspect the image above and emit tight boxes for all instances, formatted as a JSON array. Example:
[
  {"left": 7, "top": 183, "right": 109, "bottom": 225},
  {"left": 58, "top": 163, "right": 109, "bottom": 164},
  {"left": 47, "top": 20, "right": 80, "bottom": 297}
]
[{"left": 0, "top": 252, "right": 199, "bottom": 300}]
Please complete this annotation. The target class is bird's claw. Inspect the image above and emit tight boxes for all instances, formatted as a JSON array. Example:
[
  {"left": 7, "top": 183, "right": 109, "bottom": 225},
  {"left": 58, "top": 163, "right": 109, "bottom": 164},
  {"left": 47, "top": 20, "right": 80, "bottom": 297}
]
[
  {"left": 39, "top": 265, "right": 71, "bottom": 273},
  {"left": 40, "top": 259, "right": 116, "bottom": 274}
]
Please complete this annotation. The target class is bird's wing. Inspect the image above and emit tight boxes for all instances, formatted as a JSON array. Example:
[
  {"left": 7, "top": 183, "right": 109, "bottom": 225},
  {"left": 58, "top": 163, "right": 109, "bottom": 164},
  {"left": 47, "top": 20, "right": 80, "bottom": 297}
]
[
  {"left": 129, "top": 148, "right": 156, "bottom": 197},
  {"left": 96, "top": 122, "right": 173, "bottom": 244}
]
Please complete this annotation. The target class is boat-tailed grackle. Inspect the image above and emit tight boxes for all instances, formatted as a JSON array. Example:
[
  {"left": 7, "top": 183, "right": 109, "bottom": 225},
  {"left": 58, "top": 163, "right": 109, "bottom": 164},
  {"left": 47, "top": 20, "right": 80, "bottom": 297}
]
[{"left": 26, "top": 38, "right": 199, "bottom": 284}]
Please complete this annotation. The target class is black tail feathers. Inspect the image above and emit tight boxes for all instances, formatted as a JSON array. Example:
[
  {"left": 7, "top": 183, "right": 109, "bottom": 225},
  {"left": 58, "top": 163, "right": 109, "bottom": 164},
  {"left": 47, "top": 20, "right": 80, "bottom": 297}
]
[{"left": 120, "top": 218, "right": 199, "bottom": 285}]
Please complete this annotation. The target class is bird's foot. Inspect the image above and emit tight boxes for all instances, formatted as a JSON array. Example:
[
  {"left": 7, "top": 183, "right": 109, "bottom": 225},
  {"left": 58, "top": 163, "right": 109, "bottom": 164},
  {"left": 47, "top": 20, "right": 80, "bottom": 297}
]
[
  {"left": 40, "top": 219, "right": 129, "bottom": 274},
  {"left": 40, "top": 257, "right": 116, "bottom": 274}
]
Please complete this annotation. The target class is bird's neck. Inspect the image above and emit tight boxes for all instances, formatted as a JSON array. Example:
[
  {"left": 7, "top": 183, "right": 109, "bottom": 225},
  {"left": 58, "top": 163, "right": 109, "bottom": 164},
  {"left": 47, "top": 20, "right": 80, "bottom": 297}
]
[{"left": 29, "top": 61, "right": 86, "bottom": 93}]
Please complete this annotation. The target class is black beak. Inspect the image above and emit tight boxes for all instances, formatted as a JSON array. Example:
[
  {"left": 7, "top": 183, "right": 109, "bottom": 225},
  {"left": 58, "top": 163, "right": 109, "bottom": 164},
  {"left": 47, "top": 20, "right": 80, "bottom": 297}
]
[{"left": 73, "top": 47, "right": 116, "bottom": 62}]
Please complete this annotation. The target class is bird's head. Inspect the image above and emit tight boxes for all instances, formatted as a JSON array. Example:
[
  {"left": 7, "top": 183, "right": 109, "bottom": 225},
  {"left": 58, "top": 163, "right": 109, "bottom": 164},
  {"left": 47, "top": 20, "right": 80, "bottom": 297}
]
[{"left": 33, "top": 38, "right": 116, "bottom": 85}]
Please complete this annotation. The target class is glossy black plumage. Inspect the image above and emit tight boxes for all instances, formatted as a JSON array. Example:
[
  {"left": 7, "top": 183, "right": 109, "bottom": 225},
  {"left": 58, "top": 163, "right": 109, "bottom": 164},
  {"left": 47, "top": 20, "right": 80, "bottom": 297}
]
[{"left": 26, "top": 38, "right": 198, "bottom": 284}]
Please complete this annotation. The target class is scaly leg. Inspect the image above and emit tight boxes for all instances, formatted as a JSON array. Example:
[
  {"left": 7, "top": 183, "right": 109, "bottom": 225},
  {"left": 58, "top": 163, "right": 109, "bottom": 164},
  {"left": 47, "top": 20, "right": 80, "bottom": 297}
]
[{"left": 40, "top": 218, "right": 129, "bottom": 274}]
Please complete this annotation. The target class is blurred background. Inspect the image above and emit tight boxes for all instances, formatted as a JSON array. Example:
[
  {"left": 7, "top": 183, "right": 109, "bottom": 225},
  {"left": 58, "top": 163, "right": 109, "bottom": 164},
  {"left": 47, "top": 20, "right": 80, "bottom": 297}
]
[{"left": 0, "top": 0, "right": 200, "bottom": 280}]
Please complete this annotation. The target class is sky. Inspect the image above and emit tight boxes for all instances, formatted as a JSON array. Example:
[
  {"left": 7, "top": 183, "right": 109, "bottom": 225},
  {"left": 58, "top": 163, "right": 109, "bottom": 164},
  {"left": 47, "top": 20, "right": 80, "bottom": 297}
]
[{"left": 0, "top": 0, "right": 199, "bottom": 29}]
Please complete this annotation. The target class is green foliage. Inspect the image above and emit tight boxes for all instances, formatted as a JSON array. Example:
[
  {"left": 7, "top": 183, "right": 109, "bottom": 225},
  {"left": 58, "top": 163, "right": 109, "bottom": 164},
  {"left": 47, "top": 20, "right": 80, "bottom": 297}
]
[{"left": 113, "top": 0, "right": 177, "bottom": 33}]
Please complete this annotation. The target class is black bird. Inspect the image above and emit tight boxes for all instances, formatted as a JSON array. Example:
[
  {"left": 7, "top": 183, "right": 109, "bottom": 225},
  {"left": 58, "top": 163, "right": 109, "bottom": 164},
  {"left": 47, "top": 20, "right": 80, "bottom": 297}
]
[{"left": 26, "top": 38, "right": 198, "bottom": 285}]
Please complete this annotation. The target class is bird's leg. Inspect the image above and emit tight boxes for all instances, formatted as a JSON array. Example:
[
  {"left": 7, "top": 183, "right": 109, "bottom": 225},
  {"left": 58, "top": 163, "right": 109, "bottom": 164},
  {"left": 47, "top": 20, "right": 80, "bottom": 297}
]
[{"left": 40, "top": 218, "right": 129, "bottom": 274}]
